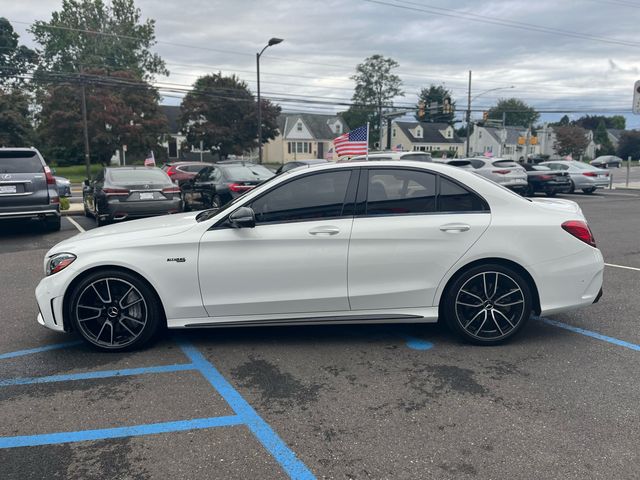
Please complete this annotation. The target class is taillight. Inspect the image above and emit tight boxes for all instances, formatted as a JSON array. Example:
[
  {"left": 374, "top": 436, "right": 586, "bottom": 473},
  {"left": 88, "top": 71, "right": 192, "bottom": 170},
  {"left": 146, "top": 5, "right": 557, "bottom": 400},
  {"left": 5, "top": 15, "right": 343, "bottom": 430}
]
[
  {"left": 492, "top": 169, "right": 510, "bottom": 174},
  {"left": 582, "top": 172, "right": 598, "bottom": 177},
  {"left": 538, "top": 175, "right": 554, "bottom": 181},
  {"left": 562, "top": 220, "right": 596, "bottom": 247},
  {"left": 162, "top": 186, "right": 181, "bottom": 194},
  {"left": 228, "top": 183, "right": 254, "bottom": 193},
  {"left": 103, "top": 188, "right": 130, "bottom": 196},
  {"left": 166, "top": 166, "right": 177, "bottom": 177},
  {"left": 44, "top": 166, "right": 56, "bottom": 185}
]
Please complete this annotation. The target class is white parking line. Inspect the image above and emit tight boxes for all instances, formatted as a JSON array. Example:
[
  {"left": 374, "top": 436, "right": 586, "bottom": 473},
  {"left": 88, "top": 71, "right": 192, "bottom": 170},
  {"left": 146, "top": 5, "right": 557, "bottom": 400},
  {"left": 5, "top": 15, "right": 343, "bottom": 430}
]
[
  {"left": 605, "top": 263, "right": 640, "bottom": 272},
  {"left": 66, "top": 217, "right": 85, "bottom": 233}
]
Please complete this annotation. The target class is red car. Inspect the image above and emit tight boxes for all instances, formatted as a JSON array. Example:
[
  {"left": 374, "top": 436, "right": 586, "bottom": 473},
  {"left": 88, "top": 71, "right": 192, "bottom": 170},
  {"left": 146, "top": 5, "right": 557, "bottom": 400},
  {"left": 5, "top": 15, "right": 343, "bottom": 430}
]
[{"left": 161, "top": 161, "right": 213, "bottom": 185}]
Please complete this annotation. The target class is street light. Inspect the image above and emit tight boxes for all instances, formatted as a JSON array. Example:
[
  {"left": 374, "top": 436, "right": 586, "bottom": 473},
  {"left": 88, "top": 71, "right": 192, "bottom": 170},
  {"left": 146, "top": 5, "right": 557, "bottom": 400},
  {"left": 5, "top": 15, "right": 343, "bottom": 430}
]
[
  {"left": 465, "top": 72, "right": 514, "bottom": 156},
  {"left": 257, "top": 37, "right": 283, "bottom": 164}
]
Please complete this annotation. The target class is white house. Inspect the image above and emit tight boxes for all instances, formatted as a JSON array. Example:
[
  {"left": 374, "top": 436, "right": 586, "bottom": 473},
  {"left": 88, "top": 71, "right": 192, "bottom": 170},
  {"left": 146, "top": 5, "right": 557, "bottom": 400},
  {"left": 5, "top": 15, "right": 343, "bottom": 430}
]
[
  {"left": 380, "top": 121, "right": 464, "bottom": 156},
  {"left": 467, "top": 125, "right": 540, "bottom": 161},
  {"left": 537, "top": 124, "right": 596, "bottom": 160}
]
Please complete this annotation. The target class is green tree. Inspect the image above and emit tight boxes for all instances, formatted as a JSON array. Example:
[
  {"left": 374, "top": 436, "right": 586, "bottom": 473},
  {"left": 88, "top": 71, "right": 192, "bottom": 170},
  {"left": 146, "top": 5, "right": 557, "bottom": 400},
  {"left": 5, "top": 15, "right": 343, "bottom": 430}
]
[
  {"left": 0, "top": 18, "right": 37, "bottom": 87},
  {"left": 617, "top": 131, "right": 640, "bottom": 160},
  {"left": 557, "top": 115, "right": 571, "bottom": 126},
  {"left": 553, "top": 125, "right": 589, "bottom": 157},
  {"left": 0, "top": 89, "right": 34, "bottom": 146},
  {"left": 594, "top": 119, "right": 614, "bottom": 156},
  {"left": 37, "top": 69, "right": 168, "bottom": 165},
  {"left": 179, "top": 73, "right": 280, "bottom": 158},
  {"left": 487, "top": 98, "right": 539, "bottom": 127},
  {"left": 350, "top": 55, "right": 404, "bottom": 147},
  {"left": 30, "top": 0, "right": 167, "bottom": 80},
  {"left": 416, "top": 84, "right": 455, "bottom": 123},
  {"left": 574, "top": 114, "right": 626, "bottom": 131}
]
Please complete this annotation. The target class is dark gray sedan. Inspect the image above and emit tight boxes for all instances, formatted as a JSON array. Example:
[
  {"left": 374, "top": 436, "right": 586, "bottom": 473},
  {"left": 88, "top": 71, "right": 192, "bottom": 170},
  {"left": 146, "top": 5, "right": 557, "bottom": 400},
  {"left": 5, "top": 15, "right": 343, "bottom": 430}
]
[{"left": 83, "top": 167, "right": 182, "bottom": 226}]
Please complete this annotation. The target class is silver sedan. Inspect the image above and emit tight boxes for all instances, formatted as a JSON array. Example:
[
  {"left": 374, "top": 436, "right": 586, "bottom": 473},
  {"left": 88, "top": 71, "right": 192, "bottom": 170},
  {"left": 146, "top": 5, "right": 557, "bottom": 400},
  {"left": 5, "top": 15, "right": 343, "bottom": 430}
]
[
  {"left": 463, "top": 158, "right": 528, "bottom": 193},
  {"left": 539, "top": 160, "right": 609, "bottom": 194}
]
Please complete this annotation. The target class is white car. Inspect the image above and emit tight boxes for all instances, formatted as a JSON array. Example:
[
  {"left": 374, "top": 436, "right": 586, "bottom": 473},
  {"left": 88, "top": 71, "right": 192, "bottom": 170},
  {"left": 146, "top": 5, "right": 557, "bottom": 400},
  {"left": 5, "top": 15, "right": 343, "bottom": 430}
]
[
  {"left": 35, "top": 161, "right": 604, "bottom": 351},
  {"left": 464, "top": 157, "right": 529, "bottom": 192}
]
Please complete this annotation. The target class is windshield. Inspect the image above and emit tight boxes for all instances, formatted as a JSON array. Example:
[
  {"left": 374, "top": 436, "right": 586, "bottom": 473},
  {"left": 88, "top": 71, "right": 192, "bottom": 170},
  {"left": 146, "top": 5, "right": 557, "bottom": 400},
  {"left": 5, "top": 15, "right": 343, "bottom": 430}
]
[
  {"left": 108, "top": 168, "right": 171, "bottom": 184},
  {"left": 196, "top": 169, "right": 288, "bottom": 222},
  {"left": 223, "top": 165, "right": 274, "bottom": 181}
]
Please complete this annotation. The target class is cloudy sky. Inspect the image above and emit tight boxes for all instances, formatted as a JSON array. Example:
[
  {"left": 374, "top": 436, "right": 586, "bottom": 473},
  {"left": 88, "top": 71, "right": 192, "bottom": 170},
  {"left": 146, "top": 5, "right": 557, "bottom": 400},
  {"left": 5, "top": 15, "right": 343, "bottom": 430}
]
[{"left": 6, "top": 0, "right": 640, "bottom": 126}]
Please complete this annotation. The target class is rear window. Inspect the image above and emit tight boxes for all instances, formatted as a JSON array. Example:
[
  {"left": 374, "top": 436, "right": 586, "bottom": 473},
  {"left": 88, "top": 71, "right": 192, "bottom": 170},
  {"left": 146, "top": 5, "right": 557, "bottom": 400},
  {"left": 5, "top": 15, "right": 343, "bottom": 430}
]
[
  {"left": 0, "top": 151, "right": 44, "bottom": 173},
  {"left": 400, "top": 153, "right": 433, "bottom": 162},
  {"left": 108, "top": 168, "right": 171, "bottom": 184},
  {"left": 492, "top": 160, "right": 519, "bottom": 168},
  {"left": 223, "top": 165, "right": 274, "bottom": 182}
]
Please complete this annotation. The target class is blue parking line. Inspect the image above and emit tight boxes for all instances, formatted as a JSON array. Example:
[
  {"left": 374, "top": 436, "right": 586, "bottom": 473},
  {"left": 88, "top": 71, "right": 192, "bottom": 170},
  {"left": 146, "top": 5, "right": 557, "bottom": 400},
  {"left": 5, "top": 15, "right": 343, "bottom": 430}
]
[
  {"left": 179, "top": 340, "right": 316, "bottom": 480},
  {"left": 0, "top": 363, "right": 196, "bottom": 387},
  {"left": 0, "top": 415, "right": 243, "bottom": 449},
  {"left": 538, "top": 317, "right": 640, "bottom": 351},
  {"left": 0, "top": 340, "right": 83, "bottom": 360}
]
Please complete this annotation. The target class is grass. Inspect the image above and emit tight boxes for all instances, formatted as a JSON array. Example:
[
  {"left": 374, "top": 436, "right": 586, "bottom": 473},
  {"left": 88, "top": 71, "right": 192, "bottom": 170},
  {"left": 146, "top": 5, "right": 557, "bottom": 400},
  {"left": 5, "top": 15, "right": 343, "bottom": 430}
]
[{"left": 51, "top": 164, "right": 104, "bottom": 183}]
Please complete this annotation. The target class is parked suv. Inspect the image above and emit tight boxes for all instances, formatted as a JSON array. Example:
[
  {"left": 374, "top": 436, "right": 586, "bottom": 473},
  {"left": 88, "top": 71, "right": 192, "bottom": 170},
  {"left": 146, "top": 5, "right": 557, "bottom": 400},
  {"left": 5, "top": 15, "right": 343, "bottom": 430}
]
[{"left": 0, "top": 148, "right": 61, "bottom": 231}]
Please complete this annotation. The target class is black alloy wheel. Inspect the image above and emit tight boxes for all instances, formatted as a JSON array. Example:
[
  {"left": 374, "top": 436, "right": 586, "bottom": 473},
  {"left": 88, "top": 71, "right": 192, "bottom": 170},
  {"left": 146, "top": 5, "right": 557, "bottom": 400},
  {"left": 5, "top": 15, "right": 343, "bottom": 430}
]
[
  {"left": 444, "top": 264, "right": 532, "bottom": 345},
  {"left": 68, "top": 270, "right": 161, "bottom": 351}
]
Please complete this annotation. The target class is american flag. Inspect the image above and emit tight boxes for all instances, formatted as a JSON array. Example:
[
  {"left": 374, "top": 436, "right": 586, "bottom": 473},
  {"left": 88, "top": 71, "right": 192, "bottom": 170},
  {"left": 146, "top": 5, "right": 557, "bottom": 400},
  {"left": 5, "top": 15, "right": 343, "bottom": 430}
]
[{"left": 333, "top": 125, "right": 368, "bottom": 157}]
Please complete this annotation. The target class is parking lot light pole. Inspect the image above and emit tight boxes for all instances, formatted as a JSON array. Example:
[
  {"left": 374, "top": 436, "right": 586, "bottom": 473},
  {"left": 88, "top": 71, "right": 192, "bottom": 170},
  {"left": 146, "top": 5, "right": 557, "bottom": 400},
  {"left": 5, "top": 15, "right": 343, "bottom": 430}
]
[{"left": 257, "top": 37, "right": 283, "bottom": 164}]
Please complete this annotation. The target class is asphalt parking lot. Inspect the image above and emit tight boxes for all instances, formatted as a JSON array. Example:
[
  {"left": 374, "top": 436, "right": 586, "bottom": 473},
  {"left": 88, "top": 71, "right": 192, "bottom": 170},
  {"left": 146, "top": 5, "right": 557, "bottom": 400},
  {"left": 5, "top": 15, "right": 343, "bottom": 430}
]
[{"left": 1, "top": 190, "right": 639, "bottom": 480}]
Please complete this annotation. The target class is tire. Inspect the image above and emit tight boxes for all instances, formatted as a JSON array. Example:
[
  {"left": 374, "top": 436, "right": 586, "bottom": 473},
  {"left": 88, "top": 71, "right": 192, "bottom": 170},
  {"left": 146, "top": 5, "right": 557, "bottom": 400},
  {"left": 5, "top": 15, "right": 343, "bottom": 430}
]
[
  {"left": 545, "top": 190, "right": 557, "bottom": 197},
  {"left": 443, "top": 264, "right": 533, "bottom": 345},
  {"left": 582, "top": 188, "right": 596, "bottom": 194},
  {"left": 181, "top": 192, "right": 191, "bottom": 212},
  {"left": 43, "top": 215, "right": 61, "bottom": 232},
  {"left": 96, "top": 214, "right": 109, "bottom": 227},
  {"left": 68, "top": 269, "right": 162, "bottom": 351},
  {"left": 568, "top": 179, "right": 575, "bottom": 194}
]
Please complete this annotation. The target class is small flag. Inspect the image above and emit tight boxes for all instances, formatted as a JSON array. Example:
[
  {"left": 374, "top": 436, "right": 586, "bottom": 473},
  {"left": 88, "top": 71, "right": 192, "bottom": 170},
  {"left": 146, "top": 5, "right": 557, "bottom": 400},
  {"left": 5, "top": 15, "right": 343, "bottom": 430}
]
[
  {"left": 565, "top": 154, "right": 573, "bottom": 161},
  {"left": 333, "top": 125, "right": 368, "bottom": 157},
  {"left": 324, "top": 146, "right": 334, "bottom": 160},
  {"left": 144, "top": 151, "right": 156, "bottom": 167},
  {"left": 392, "top": 144, "right": 403, "bottom": 152}
]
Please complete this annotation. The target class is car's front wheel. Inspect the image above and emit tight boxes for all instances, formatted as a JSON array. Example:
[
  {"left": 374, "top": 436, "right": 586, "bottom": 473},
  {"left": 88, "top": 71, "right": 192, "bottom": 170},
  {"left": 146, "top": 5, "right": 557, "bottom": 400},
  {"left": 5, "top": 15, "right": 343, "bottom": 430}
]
[
  {"left": 443, "top": 264, "right": 532, "bottom": 345},
  {"left": 582, "top": 187, "right": 596, "bottom": 194},
  {"left": 68, "top": 270, "right": 162, "bottom": 351}
]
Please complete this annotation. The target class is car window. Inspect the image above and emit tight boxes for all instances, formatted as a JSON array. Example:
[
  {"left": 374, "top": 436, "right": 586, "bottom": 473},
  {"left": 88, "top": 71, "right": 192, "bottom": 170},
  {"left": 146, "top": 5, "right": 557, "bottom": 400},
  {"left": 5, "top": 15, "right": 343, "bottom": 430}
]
[
  {"left": 108, "top": 168, "right": 170, "bottom": 184},
  {"left": 469, "top": 159, "right": 485, "bottom": 169},
  {"left": 366, "top": 169, "right": 436, "bottom": 216},
  {"left": 439, "top": 177, "right": 488, "bottom": 212},
  {"left": 531, "top": 165, "right": 551, "bottom": 171},
  {"left": 492, "top": 160, "right": 519, "bottom": 168},
  {"left": 0, "top": 151, "right": 43, "bottom": 173},
  {"left": 250, "top": 170, "right": 352, "bottom": 224},
  {"left": 184, "top": 164, "right": 205, "bottom": 173},
  {"left": 196, "top": 166, "right": 213, "bottom": 180},
  {"left": 223, "top": 165, "right": 274, "bottom": 181}
]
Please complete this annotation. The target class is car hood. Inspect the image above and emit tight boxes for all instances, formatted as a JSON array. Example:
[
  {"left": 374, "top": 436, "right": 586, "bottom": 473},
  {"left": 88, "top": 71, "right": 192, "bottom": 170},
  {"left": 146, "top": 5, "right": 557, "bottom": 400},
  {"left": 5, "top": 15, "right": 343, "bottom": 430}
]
[
  {"left": 530, "top": 197, "right": 583, "bottom": 216},
  {"left": 48, "top": 212, "right": 201, "bottom": 256}
]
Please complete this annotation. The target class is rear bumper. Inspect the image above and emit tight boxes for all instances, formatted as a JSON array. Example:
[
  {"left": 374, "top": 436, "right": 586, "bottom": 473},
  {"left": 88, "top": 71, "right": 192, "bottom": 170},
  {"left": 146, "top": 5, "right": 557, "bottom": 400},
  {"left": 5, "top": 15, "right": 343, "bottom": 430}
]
[
  {"left": 103, "top": 198, "right": 182, "bottom": 220},
  {"left": 0, "top": 205, "right": 60, "bottom": 220}
]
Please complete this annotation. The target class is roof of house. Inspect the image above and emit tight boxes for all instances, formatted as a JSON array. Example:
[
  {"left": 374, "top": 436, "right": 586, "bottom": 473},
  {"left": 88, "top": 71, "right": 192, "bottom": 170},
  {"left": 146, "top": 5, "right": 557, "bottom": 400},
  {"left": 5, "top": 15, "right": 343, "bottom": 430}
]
[
  {"left": 394, "top": 121, "right": 463, "bottom": 144},
  {"left": 279, "top": 113, "right": 348, "bottom": 140},
  {"left": 482, "top": 126, "right": 528, "bottom": 145},
  {"left": 160, "top": 105, "right": 181, "bottom": 134},
  {"left": 607, "top": 129, "right": 625, "bottom": 142}
]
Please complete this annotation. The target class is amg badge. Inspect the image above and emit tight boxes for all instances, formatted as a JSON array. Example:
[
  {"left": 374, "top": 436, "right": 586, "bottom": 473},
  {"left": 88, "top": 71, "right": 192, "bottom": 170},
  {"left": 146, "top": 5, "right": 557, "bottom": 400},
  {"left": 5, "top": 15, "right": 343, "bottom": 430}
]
[{"left": 166, "top": 257, "right": 186, "bottom": 263}]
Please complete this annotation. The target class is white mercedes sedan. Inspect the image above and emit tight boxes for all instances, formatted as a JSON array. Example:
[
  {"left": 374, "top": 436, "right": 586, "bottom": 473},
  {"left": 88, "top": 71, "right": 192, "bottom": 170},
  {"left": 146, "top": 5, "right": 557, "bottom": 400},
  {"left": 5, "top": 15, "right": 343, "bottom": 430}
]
[{"left": 35, "top": 161, "right": 604, "bottom": 351}]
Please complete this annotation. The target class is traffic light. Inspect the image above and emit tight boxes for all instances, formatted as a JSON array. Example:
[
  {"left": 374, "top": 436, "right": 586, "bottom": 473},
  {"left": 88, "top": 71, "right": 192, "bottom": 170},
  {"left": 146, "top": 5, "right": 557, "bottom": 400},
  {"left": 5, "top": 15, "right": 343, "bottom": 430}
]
[
  {"left": 418, "top": 101, "right": 425, "bottom": 118},
  {"left": 482, "top": 111, "right": 489, "bottom": 121},
  {"left": 442, "top": 97, "right": 452, "bottom": 114}
]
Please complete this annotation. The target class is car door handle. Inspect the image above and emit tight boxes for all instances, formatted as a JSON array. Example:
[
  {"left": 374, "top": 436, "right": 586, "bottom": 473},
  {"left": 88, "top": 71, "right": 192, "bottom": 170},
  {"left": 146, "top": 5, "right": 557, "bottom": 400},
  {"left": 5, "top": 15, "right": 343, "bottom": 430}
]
[
  {"left": 440, "top": 223, "right": 471, "bottom": 232},
  {"left": 308, "top": 226, "right": 340, "bottom": 236}
]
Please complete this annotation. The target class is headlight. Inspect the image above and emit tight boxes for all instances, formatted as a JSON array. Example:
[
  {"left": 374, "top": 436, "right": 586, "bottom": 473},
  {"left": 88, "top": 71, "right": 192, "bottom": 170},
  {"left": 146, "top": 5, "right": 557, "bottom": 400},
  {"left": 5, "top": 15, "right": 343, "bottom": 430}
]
[{"left": 47, "top": 253, "right": 76, "bottom": 276}]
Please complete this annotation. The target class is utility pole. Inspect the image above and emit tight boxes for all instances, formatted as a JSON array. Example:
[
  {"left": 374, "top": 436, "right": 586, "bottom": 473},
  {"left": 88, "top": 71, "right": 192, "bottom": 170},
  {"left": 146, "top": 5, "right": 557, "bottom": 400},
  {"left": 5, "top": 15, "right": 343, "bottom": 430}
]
[
  {"left": 256, "top": 38, "right": 283, "bottom": 164},
  {"left": 465, "top": 70, "right": 472, "bottom": 157},
  {"left": 80, "top": 67, "right": 91, "bottom": 179}
]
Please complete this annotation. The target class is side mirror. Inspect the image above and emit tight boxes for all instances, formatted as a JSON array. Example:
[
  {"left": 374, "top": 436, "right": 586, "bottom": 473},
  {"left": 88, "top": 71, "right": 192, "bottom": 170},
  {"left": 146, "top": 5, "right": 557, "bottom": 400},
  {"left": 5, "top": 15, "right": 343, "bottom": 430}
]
[
  {"left": 228, "top": 207, "right": 256, "bottom": 229},
  {"left": 83, "top": 179, "right": 90, "bottom": 187}
]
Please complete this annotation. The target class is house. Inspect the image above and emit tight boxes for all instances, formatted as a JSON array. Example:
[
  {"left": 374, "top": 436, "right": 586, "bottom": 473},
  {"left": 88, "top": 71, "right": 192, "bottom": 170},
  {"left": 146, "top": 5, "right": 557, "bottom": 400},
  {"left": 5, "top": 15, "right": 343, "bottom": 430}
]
[
  {"left": 537, "top": 124, "right": 596, "bottom": 160},
  {"left": 468, "top": 125, "right": 540, "bottom": 161},
  {"left": 380, "top": 121, "right": 464, "bottom": 157},
  {"left": 262, "top": 113, "right": 349, "bottom": 163}
]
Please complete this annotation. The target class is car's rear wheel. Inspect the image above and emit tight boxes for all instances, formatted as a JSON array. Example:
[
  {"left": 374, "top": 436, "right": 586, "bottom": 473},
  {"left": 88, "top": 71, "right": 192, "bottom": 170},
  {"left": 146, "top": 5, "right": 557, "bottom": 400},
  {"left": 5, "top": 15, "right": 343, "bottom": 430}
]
[
  {"left": 43, "top": 215, "right": 61, "bottom": 232},
  {"left": 568, "top": 179, "right": 575, "bottom": 193},
  {"left": 443, "top": 264, "right": 532, "bottom": 345},
  {"left": 68, "top": 270, "right": 162, "bottom": 351}
]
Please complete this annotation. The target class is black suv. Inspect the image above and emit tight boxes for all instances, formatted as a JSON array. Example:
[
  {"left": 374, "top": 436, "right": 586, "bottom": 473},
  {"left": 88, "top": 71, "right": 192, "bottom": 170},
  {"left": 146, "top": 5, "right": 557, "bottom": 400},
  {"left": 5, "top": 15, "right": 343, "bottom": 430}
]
[{"left": 0, "top": 148, "right": 61, "bottom": 231}]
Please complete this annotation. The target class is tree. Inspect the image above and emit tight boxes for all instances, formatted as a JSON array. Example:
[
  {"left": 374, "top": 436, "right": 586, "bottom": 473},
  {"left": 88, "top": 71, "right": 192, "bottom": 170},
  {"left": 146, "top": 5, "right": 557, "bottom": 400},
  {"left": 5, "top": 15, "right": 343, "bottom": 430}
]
[
  {"left": 0, "top": 18, "right": 37, "bottom": 87},
  {"left": 30, "top": 0, "right": 167, "bottom": 81},
  {"left": 574, "top": 114, "right": 626, "bottom": 131},
  {"left": 557, "top": 115, "right": 571, "bottom": 126},
  {"left": 179, "top": 73, "right": 280, "bottom": 158},
  {"left": 416, "top": 84, "right": 455, "bottom": 123},
  {"left": 487, "top": 98, "right": 539, "bottom": 127},
  {"left": 617, "top": 131, "right": 640, "bottom": 160},
  {"left": 0, "top": 89, "right": 34, "bottom": 146},
  {"left": 37, "top": 69, "right": 168, "bottom": 165},
  {"left": 350, "top": 55, "right": 404, "bottom": 146},
  {"left": 594, "top": 119, "right": 614, "bottom": 156},
  {"left": 553, "top": 125, "right": 589, "bottom": 157}
]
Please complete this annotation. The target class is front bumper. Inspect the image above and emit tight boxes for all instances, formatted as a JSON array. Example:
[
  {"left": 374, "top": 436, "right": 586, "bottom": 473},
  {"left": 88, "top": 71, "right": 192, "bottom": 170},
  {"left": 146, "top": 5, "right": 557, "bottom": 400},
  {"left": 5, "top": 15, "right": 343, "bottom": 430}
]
[{"left": 35, "top": 268, "right": 75, "bottom": 333}]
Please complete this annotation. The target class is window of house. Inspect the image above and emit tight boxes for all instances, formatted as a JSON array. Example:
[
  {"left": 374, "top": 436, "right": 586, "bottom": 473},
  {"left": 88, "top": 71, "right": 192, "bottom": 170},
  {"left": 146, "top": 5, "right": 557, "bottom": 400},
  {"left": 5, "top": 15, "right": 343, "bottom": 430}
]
[
  {"left": 479, "top": 131, "right": 483, "bottom": 139},
  {"left": 366, "top": 169, "right": 437, "bottom": 216},
  {"left": 415, "top": 128, "right": 423, "bottom": 138},
  {"left": 250, "top": 170, "right": 352, "bottom": 224},
  {"left": 297, "top": 122, "right": 303, "bottom": 132},
  {"left": 392, "top": 128, "right": 396, "bottom": 137},
  {"left": 288, "top": 142, "right": 292, "bottom": 154},
  {"left": 335, "top": 123, "right": 342, "bottom": 134}
]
